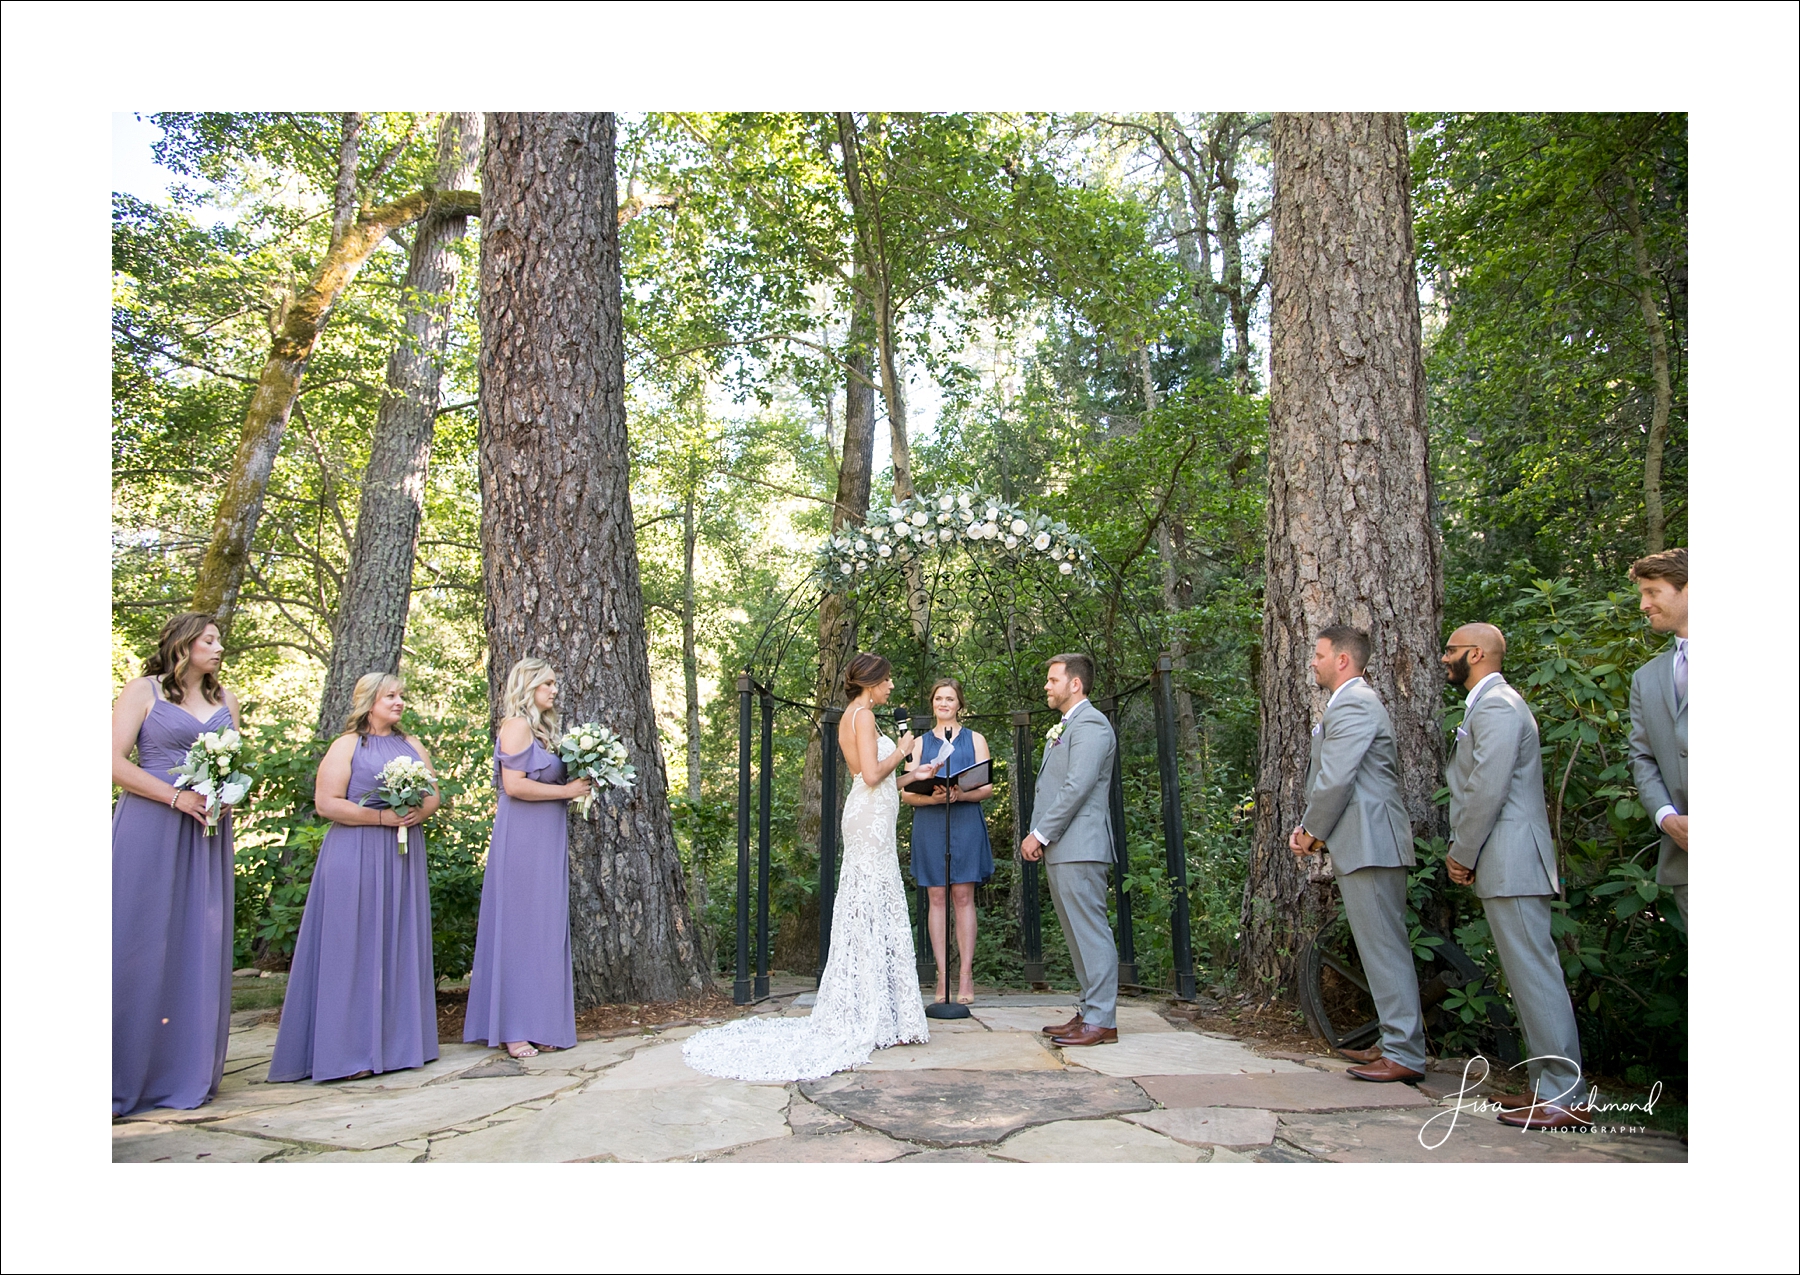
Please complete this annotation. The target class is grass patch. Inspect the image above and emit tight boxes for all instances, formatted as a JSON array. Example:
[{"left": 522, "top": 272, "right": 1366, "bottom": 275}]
[{"left": 231, "top": 977, "right": 286, "bottom": 1011}]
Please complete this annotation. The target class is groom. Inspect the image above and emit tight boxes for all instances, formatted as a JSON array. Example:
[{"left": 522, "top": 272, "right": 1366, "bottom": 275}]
[{"left": 1021, "top": 653, "right": 1120, "bottom": 1046}]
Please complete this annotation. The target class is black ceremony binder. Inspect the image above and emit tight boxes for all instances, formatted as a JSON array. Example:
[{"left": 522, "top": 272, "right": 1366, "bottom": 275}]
[{"left": 903, "top": 756, "right": 992, "bottom": 796}]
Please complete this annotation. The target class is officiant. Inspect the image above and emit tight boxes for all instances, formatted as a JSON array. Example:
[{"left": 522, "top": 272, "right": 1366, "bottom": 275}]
[{"left": 903, "top": 678, "right": 995, "bottom": 1005}]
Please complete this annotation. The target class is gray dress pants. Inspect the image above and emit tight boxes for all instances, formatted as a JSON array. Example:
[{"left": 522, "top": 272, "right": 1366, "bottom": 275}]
[
  {"left": 1336, "top": 865, "right": 1428, "bottom": 1073},
  {"left": 1047, "top": 861, "right": 1117, "bottom": 1029}
]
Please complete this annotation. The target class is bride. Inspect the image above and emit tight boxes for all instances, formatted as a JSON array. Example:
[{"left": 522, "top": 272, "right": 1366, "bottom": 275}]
[{"left": 683, "top": 653, "right": 940, "bottom": 1082}]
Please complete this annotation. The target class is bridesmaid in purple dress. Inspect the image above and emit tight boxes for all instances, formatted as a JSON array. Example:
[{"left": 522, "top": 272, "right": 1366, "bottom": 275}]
[
  {"left": 112, "top": 613, "right": 242, "bottom": 1116},
  {"left": 464, "top": 658, "right": 591, "bottom": 1058},
  {"left": 269, "top": 673, "right": 443, "bottom": 1082}
]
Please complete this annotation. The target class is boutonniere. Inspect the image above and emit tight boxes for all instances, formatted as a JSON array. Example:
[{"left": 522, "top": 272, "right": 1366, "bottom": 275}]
[{"left": 1046, "top": 720, "right": 1066, "bottom": 747}]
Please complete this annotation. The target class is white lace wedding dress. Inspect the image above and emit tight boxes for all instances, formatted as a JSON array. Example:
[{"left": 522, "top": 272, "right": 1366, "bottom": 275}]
[{"left": 683, "top": 727, "right": 928, "bottom": 1082}]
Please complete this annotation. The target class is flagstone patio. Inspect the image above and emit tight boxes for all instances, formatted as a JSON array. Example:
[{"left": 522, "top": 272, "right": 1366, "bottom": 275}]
[{"left": 113, "top": 985, "right": 1687, "bottom": 1164}]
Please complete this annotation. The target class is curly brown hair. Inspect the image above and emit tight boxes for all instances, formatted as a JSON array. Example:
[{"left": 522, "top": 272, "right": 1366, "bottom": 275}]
[{"left": 142, "top": 612, "right": 225, "bottom": 705}]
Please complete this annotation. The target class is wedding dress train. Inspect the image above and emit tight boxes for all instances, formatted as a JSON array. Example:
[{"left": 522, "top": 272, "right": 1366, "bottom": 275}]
[{"left": 682, "top": 732, "right": 928, "bottom": 1082}]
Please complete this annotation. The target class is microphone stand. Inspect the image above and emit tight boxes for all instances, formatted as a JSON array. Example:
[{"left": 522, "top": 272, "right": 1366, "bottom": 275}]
[{"left": 923, "top": 723, "right": 971, "bottom": 1021}]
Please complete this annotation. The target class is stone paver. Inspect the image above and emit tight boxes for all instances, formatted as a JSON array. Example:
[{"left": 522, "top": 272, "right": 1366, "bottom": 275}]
[
  {"left": 1059, "top": 1032, "right": 1311, "bottom": 1079},
  {"left": 113, "top": 993, "right": 1684, "bottom": 1166},
  {"left": 1124, "top": 1105, "right": 1278, "bottom": 1149},
  {"left": 969, "top": 1005, "right": 1176, "bottom": 1036},
  {"left": 588, "top": 1039, "right": 785, "bottom": 1092},
  {"left": 1275, "top": 1108, "right": 1687, "bottom": 1163},
  {"left": 706, "top": 1131, "right": 912, "bottom": 1162},
  {"left": 859, "top": 1032, "right": 1063, "bottom": 1072},
  {"left": 212, "top": 1075, "right": 579, "bottom": 1150},
  {"left": 429, "top": 1079, "right": 789, "bottom": 1162},
  {"left": 113, "top": 1122, "right": 282, "bottom": 1163},
  {"left": 995, "top": 1118, "right": 1203, "bottom": 1163},
  {"left": 1137, "top": 1069, "right": 1433, "bottom": 1112},
  {"left": 801, "top": 1068, "right": 1153, "bottom": 1146}
]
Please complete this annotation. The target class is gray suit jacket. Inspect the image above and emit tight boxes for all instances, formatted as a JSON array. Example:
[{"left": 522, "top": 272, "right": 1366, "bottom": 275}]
[
  {"left": 1629, "top": 643, "right": 1687, "bottom": 887},
  {"left": 1034, "top": 698, "right": 1116, "bottom": 865},
  {"left": 1445, "top": 677, "right": 1558, "bottom": 899},
  {"left": 1300, "top": 678, "right": 1415, "bottom": 873}
]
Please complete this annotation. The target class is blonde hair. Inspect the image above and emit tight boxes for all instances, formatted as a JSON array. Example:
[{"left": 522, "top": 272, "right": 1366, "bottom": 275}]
[
  {"left": 502, "top": 657, "right": 559, "bottom": 748},
  {"left": 143, "top": 611, "right": 225, "bottom": 705},
  {"left": 343, "top": 672, "right": 406, "bottom": 741}
]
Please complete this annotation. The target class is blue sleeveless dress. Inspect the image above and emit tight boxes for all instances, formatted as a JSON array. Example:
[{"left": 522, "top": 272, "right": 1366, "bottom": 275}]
[{"left": 907, "top": 728, "right": 994, "bottom": 887}]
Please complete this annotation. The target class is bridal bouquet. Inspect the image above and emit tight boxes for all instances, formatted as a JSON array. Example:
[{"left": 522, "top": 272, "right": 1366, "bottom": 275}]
[
  {"left": 361, "top": 756, "right": 437, "bottom": 853},
  {"left": 558, "top": 722, "right": 636, "bottom": 820},
  {"left": 169, "top": 728, "right": 253, "bottom": 837}
]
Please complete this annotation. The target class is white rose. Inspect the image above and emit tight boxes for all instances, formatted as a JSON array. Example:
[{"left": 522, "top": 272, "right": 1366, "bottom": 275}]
[
  {"left": 888, "top": 506, "right": 904, "bottom": 520},
  {"left": 837, "top": 560, "right": 852, "bottom": 574},
  {"left": 854, "top": 560, "right": 868, "bottom": 572},
  {"left": 981, "top": 522, "right": 998, "bottom": 539},
  {"left": 1033, "top": 532, "right": 1052, "bottom": 551},
  {"left": 581, "top": 734, "right": 596, "bottom": 749},
  {"left": 939, "top": 528, "right": 954, "bottom": 542},
  {"left": 1011, "top": 518, "right": 1028, "bottom": 536},
  {"left": 957, "top": 492, "right": 971, "bottom": 509},
  {"left": 937, "top": 513, "right": 950, "bottom": 524},
  {"left": 911, "top": 511, "right": 929, "bottom": 527},
  {"left": 869, "top": 525, "right": 885, "bottom": 541},
  {"left": 985, "top": 505, "right": 999, "bottom": 521},
  {"left": 220, "top": 729, "right": 240, "bottom": 749},
  {"left": 1059, "top": 561, "right": 1074, "bottom": 575},
  {"left": 1005, "top": 534, "right": 1018, "bottom": 548},
  {"left": 938, "top": 494, "right": 954, "bottom": 511},
  {"left": 877, "top": 544, "right": 891, "bottom": 558}
]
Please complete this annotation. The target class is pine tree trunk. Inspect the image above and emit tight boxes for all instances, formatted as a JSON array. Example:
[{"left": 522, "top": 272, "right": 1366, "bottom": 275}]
[
  {"left": 1240, "top": 113, "right": 1444, "bottom": 996},
  {"left": 796, "top": 296, "right": 876, "bottom": 862},
  {"left": 317, "top": 113, "right": 482, "bottom": 737},
  {"left": 478, "top": 112, "right": 708, "bottom": 1003}
]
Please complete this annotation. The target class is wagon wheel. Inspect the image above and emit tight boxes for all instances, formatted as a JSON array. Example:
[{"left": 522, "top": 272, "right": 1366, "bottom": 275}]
[{"left": 1299, "top": 916, "right": 1520, "bottom": 1065}]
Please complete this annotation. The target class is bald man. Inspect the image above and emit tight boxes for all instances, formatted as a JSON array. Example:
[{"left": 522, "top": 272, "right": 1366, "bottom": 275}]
[{"left": 1442, "top": 623, "right": 1590, "bottom": 1129}]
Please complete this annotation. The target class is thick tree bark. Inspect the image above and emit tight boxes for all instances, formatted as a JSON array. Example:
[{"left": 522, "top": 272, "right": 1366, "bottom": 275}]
[
  {"left": 1618, "top": 186, "right": 1672, "bottom": 553},
  {"left": 479, "top": 112, "right": 708, "bottom": 1003},
  {"left": 1241, "top": 113, "right": 1443, "bottom": 996},
  {"left": 192, "top": 114, "right": 480, "bottom": 632},
  {"left": 317, "top": 113, "right": 482, "bottom": 736},
  {"left": 796, "top": 296, "right": 877, "bottom": 864}
]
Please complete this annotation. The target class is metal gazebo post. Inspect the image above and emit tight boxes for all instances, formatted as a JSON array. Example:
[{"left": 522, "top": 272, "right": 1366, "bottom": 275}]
[
  {"left": 1152, "top": 654, "right": 1197, "bottom": 1000},
  {"left": 1013, "top": 709, "right": 1045, "bottom": 987},
  {"left": 755, "top": 686, "right": 774, "bottom": 1000},
  {"left": 733, "top": 670, "right": 753, "bottom": 1005}
]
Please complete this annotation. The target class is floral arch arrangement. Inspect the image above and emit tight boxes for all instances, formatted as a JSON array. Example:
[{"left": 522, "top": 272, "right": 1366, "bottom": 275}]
[{"left": 817, "top": 487, "right": 1098, "bottom": 591}]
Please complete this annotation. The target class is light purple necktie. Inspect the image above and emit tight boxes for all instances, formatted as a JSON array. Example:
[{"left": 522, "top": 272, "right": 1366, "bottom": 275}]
[{"left": 1673, "top": 639, "right": 1687, "bottom": 705}]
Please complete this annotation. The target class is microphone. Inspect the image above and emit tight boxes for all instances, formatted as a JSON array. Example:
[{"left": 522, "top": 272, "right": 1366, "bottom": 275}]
[{"left": 891, "top": 705, "right": 911, "bottom": 736}]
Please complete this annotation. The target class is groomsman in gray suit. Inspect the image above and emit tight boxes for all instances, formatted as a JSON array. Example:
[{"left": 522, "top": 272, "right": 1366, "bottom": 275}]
[
  {"left": 1628, "top": 548, "right": 1688, "bottom": 923},
  {"left": 1288, "top": 625, "right": 1427, "bottom": 1083},
  {"left": 1021, "top": 654, "right": 1120, "bottom": 1047},
  {"left": 1442, "top": 623, "right": 1590, "bottom": 1129}
]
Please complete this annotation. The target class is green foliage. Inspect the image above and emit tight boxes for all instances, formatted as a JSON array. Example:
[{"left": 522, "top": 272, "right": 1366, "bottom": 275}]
[
  {"left": 231, "top": 707, "right": 496, "bottom": 980},
  {"left": 1412, "top": 112, "right": 1686, "bottom": 581}
]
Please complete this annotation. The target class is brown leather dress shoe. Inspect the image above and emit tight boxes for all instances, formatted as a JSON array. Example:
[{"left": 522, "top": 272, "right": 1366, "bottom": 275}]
[
  {"left": 1338, "top": 1044, "right": 1384, "bottom": 1064},
  {"left": 1487, "top": 1090, "right": 1539, "bottom": 1111},
  {"left": 1052, "top": 1024, "right": 1119, "bottom": 1047},
  {"left": 1346, "top": 1057, "right": 1424, "bottom": 1083},
  {"left": 1042, "top": 1014, "right": 1085, "bottom": 1037},
  {"left": 1496, "top": 1103, "right": 1592, "bottom": 1130}
]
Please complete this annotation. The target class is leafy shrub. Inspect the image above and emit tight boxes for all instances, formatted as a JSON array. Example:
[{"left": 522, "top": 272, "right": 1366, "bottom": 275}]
[{"left": 231, "top": 710, "right": 495, "bottom": 981}]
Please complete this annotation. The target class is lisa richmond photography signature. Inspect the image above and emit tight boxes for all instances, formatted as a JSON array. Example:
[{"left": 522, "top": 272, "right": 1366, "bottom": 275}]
[{"left": 1417, "top": 1056, "right": 1664, "bottom": 1150}]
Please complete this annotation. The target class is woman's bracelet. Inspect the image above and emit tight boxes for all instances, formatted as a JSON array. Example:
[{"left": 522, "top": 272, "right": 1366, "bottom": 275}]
[{"left": 169, "top": 791, "right": 181, "bottom": 809}]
